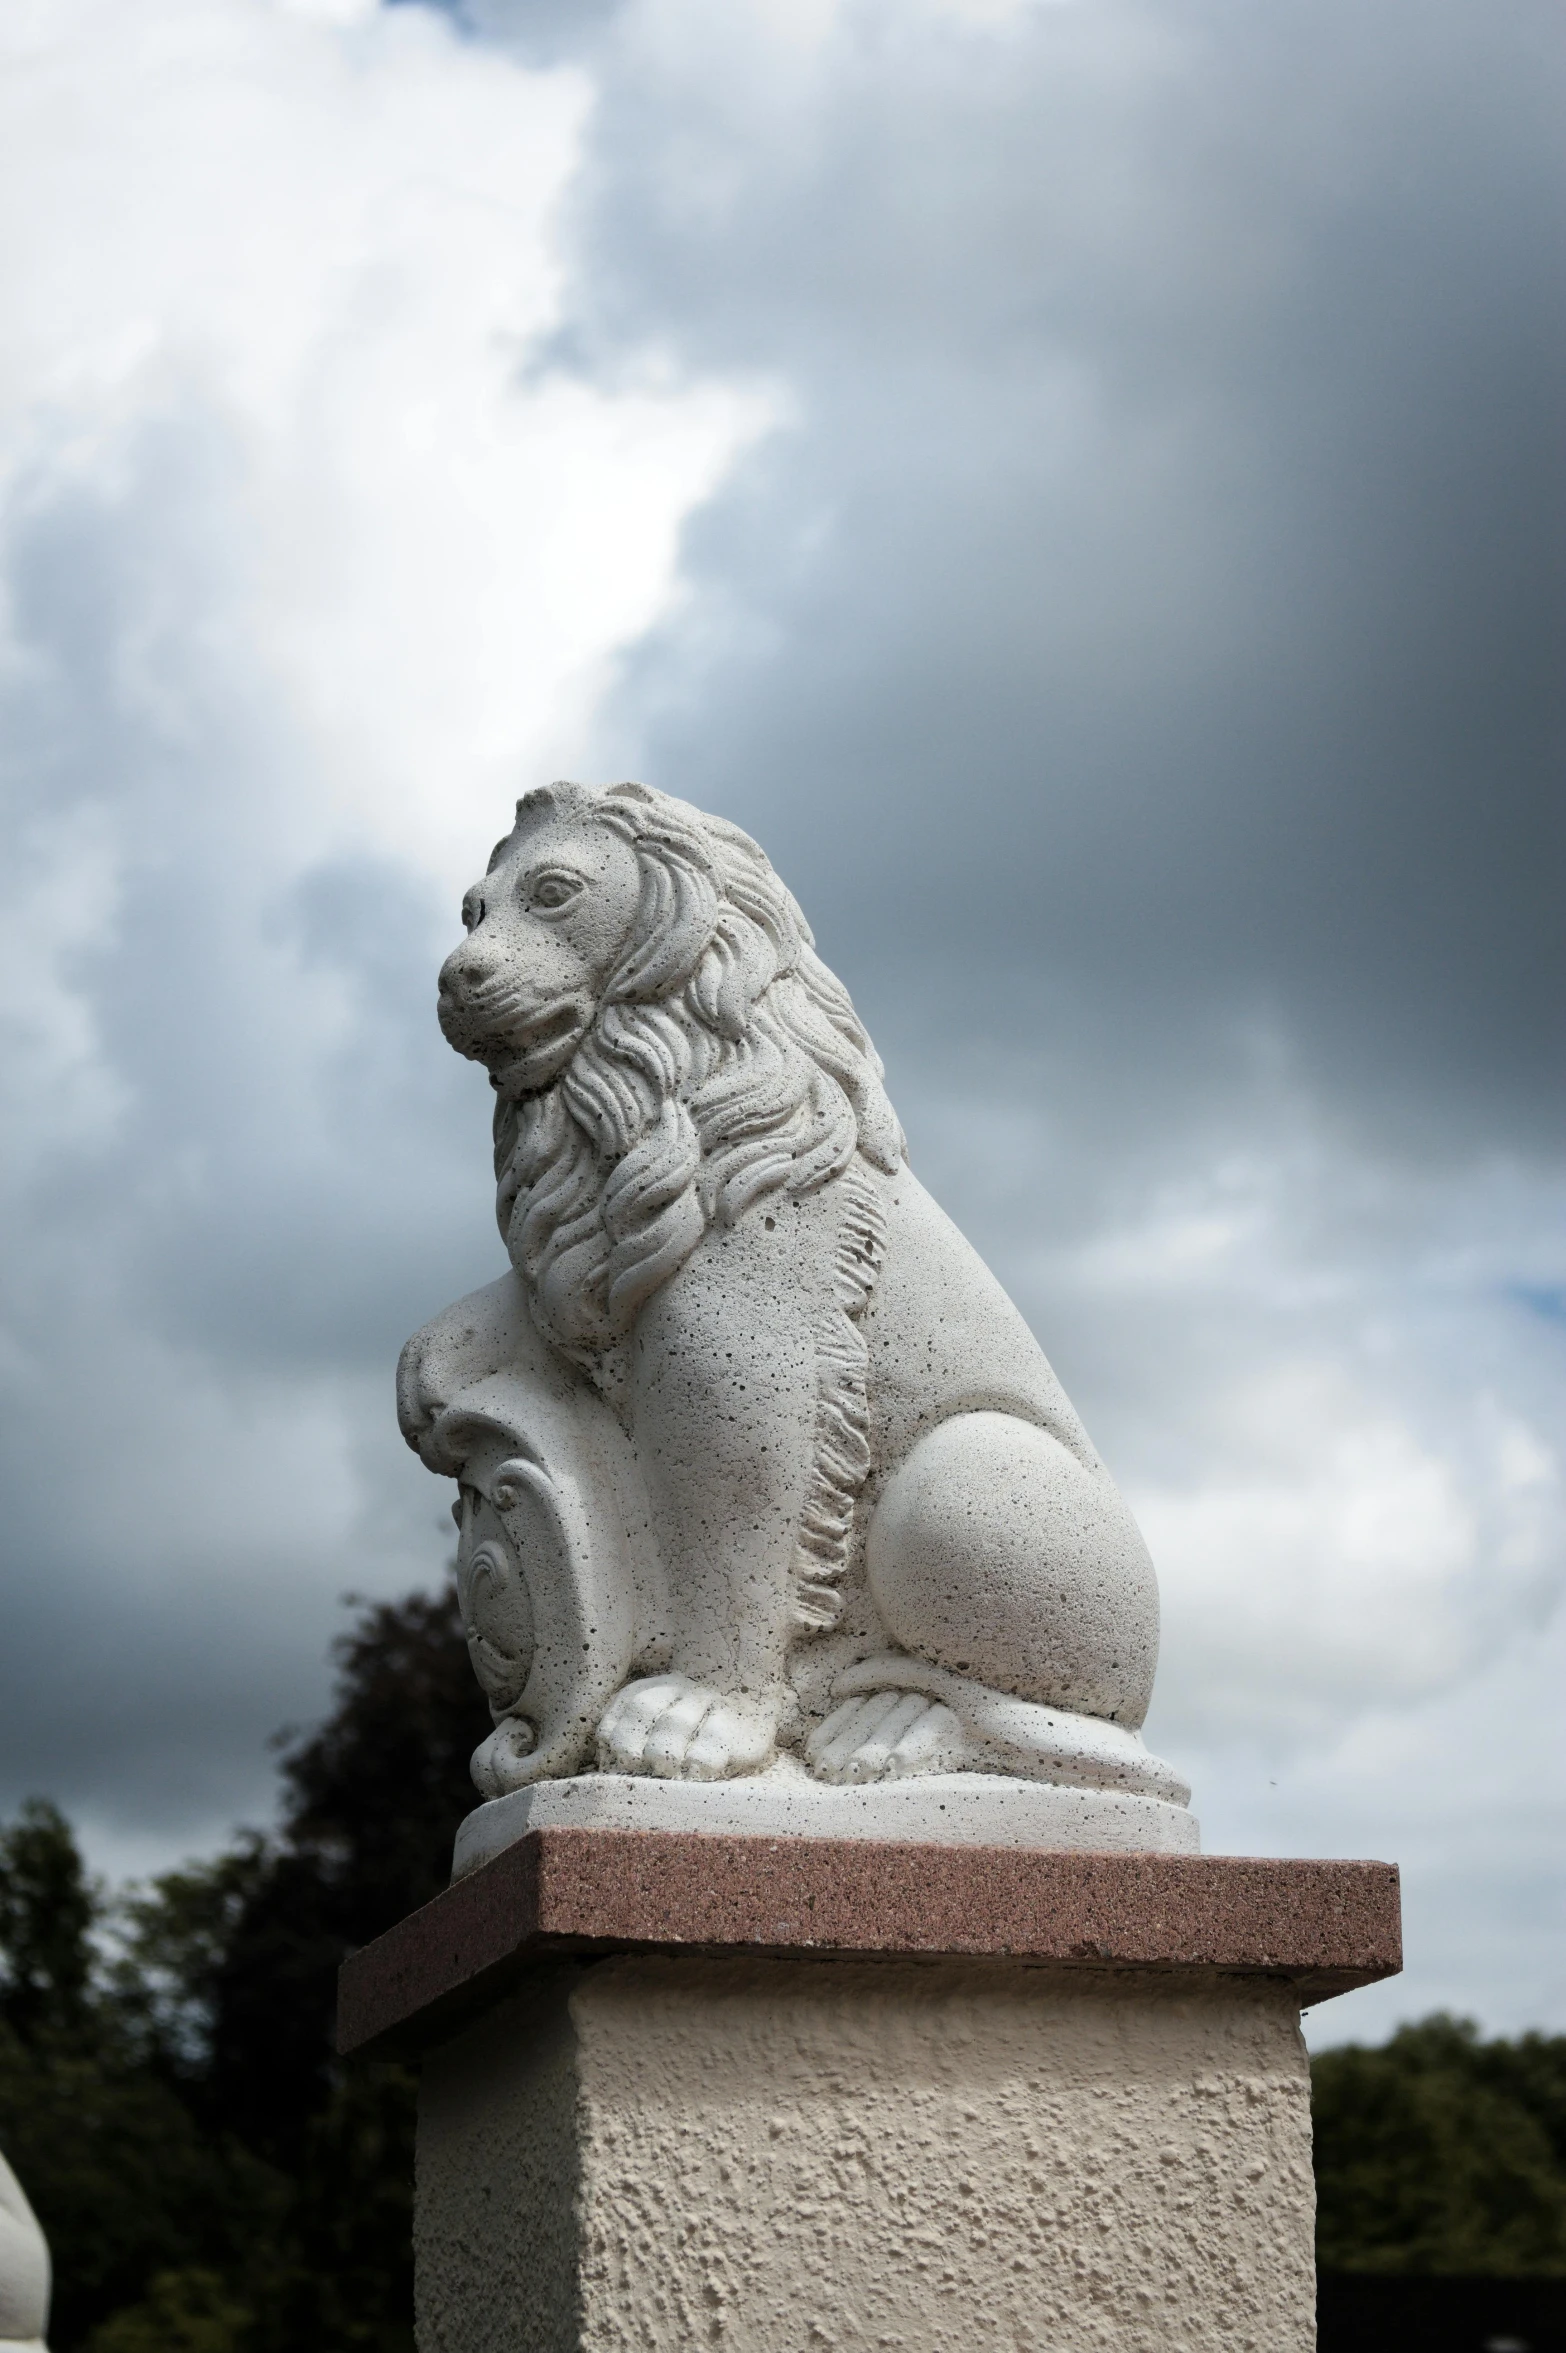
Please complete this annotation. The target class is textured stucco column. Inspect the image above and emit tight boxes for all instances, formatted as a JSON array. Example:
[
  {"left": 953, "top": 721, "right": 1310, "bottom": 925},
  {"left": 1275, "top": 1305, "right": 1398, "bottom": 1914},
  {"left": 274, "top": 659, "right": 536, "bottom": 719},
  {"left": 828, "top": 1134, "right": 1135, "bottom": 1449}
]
[{"left": 339, "top": 1831, "right": 1401, "bottom": 2353}]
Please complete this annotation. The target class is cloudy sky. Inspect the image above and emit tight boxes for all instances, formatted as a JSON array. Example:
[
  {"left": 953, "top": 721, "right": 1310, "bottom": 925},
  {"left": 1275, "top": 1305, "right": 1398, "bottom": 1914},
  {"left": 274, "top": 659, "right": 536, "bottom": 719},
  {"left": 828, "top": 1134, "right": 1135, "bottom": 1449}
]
[{"left": 1, "top": 0, "right": 1560, "bottom": 2044}]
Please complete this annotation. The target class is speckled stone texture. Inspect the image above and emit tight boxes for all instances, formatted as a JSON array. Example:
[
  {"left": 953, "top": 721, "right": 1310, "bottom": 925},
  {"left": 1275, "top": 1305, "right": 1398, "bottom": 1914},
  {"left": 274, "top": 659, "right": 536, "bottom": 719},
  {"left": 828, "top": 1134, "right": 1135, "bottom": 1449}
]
[
  {"left": 402, "top": 781, "right": 1194, "bottom": 1807},
  {"left": 449, "top": 1769, "right": 1199, "bottom": 1882},
  {"left": 337, "top": 1829, "right": 1401, "bottom": 2058},
  {"left": 415, "top": 1955, "right": 1320, "bottom": 2353}
]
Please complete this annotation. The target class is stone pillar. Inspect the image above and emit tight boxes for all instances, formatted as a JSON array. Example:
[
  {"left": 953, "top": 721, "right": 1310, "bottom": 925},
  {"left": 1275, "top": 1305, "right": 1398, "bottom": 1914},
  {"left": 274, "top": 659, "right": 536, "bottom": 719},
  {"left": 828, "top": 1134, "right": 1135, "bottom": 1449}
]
[{"left": 339, "top": 1832, "right": 1400, "bottom": 2353}]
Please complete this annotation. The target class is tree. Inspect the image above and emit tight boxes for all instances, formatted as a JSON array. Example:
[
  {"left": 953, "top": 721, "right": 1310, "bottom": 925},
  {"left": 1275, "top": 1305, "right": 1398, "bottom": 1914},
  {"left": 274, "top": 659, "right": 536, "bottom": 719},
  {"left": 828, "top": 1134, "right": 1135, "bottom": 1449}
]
[
  {"left": 193, "top": 1589, "right": 486, "bottom": 2168},
  {"left": 0, "top": 1803, "right": 283, "bottom": 2349},
  {"left": 1312, "top": 2014, "right": 1566, "bottom": 2275},
  {"left": 0, "top": 1582, "right": 489, "bottom": 2352},
  {"left": 0, "top": 1801, "right": 94, "bottom": 2043}
]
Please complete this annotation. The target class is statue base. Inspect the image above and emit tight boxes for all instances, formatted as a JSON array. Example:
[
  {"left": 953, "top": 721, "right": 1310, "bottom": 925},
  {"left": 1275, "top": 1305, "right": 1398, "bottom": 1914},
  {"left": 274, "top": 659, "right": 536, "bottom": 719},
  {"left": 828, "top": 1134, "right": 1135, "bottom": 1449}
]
[
  {"left": 452, "top": 1767, "right": 1200, "bottom": 1880},
  {"left": 339, "top": 1829, "right": 1400, "bottom": 2353}
]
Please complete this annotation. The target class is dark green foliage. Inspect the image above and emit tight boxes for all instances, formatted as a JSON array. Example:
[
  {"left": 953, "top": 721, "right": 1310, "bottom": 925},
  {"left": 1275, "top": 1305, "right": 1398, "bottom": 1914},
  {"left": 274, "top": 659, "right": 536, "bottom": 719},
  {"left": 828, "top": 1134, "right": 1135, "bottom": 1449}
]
[
  {"left": 1312, "top": 2013, "right": 1566, "bottom": 2275},
  {"left": 0, "top": 2008, "right": 284, "bottom": 2349},
  {"left": 198, "top": 1589, "right": 487, "bottom": 2170},
  {"left": 82, "top": 2266, "right": 254, "bottom": 2353},
  {"left": 0, "top": 1583, "right": 490, "bottom": 2352},
  {"left": 0, "top": 1799, "right": 95, "bottom": 2040},
  {"left": 0, "top": 1802, "right": 287, "bottom": 2348}
]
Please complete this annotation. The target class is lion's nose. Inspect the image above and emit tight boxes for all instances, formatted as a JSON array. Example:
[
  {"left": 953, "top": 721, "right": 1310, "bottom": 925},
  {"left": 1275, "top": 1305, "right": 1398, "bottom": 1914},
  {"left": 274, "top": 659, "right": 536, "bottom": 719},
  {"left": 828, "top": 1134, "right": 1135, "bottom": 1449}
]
[{"left": 440, "top": 949, "right": 489, "bottom": 996}]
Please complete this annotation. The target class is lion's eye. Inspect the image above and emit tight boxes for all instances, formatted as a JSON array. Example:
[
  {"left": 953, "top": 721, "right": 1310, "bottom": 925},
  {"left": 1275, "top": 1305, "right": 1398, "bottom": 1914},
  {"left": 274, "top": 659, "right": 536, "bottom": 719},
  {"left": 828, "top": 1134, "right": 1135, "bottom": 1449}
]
[
  {"left": 461, "top": 892, "right": 485, "bottom": 931},
  {"left": 529, "top": 871, "right": 583, "bottom": 912}
]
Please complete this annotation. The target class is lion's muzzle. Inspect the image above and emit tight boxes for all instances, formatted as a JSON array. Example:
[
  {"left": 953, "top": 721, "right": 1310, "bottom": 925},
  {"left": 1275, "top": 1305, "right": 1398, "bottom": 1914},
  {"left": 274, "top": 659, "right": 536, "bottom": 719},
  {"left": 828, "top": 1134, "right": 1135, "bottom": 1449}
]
[{"left": 438, "top": 963, "right": 592, "bottom": 1088}]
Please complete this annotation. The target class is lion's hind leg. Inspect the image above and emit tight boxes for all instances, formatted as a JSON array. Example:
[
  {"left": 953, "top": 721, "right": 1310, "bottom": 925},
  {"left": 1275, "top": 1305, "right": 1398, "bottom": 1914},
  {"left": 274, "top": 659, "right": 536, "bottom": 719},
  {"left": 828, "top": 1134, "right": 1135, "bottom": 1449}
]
[
  {"left": 863, "top": 1409, "right": 1160, "bottom": 1728},
  {"left": 810, "top": 1652, "right": 1190, "bottom": 1801}
]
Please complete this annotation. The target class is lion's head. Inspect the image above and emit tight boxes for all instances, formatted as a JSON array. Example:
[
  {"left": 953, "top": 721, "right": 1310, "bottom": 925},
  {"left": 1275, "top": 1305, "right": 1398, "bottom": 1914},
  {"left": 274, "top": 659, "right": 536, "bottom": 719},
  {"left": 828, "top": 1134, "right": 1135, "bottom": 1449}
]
[{"left": 438, "top": 780, "right": 905, "bottom": 1362}]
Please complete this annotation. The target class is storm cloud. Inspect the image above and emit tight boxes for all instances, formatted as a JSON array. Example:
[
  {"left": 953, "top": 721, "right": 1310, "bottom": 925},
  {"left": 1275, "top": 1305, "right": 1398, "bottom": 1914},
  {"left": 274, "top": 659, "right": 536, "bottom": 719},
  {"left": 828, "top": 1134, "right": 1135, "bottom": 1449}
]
[{"left": 0, "top": 0, "right": 1560, "bottom": 2033}]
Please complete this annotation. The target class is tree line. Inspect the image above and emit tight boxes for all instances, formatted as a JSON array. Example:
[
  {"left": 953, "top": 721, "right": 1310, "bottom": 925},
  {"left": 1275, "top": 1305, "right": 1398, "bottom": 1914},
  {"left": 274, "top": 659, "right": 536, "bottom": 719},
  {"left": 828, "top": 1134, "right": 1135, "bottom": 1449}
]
[{"left": 0, "top": 1586, "right": 1563, "bottom": 2349}]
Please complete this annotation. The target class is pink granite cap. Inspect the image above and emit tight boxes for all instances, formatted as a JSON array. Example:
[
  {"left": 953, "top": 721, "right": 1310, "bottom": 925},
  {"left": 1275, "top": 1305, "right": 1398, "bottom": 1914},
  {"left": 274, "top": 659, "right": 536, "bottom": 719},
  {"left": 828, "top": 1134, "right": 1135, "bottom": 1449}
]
[{"left": 336, "top": 1828, "right": 1401, "bottom": 2057}]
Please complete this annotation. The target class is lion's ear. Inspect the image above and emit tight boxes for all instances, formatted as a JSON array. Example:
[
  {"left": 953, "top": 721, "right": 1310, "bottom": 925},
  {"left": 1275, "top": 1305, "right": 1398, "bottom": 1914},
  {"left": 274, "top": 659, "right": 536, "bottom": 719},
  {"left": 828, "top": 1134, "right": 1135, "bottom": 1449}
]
[{"left": 606, "top": 779, "right": 655, "bottom": 805}]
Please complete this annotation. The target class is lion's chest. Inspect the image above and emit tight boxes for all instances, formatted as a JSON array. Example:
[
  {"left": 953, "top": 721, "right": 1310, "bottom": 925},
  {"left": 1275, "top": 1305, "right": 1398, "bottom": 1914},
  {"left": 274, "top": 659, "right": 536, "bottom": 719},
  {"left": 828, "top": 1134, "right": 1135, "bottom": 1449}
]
[{"left": 577, "top": 1338, "right": 634, "bottom": 1427}]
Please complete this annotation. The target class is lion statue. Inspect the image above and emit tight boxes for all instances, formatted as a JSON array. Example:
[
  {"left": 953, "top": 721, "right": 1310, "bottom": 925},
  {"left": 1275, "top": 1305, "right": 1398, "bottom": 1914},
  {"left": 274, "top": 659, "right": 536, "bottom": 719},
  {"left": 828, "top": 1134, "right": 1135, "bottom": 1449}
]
[
  {"left": 398, "top": 780, "right": 1187, "bottom": 1815},
  {"left": 0, "top": 2147, "right": 50, "bottom": 2352}
]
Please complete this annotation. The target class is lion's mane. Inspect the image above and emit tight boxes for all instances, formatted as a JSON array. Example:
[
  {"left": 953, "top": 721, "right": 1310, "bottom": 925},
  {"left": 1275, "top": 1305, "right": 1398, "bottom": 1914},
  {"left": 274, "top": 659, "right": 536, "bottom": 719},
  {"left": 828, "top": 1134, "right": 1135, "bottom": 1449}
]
[{"left": 490, "top": 780, "right": 906, "bottom": 1629}]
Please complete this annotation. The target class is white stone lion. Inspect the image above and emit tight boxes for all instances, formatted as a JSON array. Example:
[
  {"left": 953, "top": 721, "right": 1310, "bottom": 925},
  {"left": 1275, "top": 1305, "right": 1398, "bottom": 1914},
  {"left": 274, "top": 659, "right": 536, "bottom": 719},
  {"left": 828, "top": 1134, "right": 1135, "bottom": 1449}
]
[
  {"left": 0, "top": 2148, "right": 50, "bottom": 2351},
  {"left": 398, "top": 781, "right": 1186, "bottom": 1813}
]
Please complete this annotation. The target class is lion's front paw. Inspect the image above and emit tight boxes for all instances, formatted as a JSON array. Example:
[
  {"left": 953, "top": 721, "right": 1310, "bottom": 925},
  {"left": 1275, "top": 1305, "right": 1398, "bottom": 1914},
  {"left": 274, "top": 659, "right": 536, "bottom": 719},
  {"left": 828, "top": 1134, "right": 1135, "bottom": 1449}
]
[
  {"left": 805, "top": 1690, "right": 966, "bottom": 1784},
  {"left": 596, "top": 1675, "right": 776, "bottom": 1782}
]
